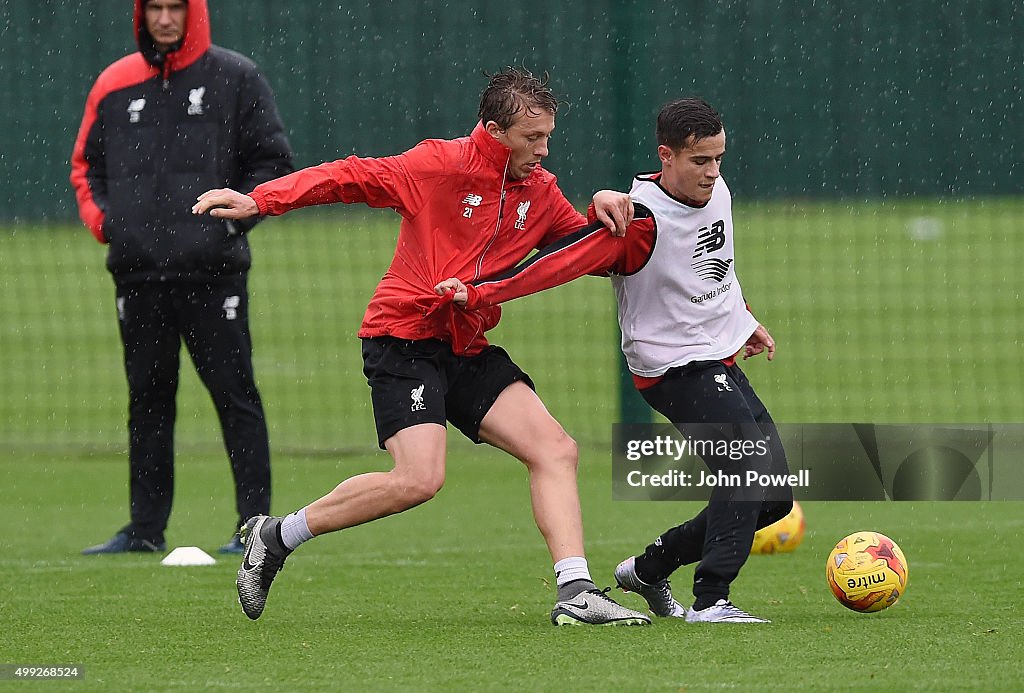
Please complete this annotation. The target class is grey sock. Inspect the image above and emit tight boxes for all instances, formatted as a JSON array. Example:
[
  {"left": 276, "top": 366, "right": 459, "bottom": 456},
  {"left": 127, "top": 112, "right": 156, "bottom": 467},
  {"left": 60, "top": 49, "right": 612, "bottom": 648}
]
[
  {"left": 258, "top": 517, "right": 291, "bottom": 555},
  {"left": 557, "top": 578, "right": 597, "bottom": 601}
]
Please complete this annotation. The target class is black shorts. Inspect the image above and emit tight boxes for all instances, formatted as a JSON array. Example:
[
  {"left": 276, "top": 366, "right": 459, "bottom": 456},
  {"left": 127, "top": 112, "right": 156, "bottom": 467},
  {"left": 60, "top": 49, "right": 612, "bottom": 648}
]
[{"left": 361, "top": 337, "right": 535, "bottom": 448}]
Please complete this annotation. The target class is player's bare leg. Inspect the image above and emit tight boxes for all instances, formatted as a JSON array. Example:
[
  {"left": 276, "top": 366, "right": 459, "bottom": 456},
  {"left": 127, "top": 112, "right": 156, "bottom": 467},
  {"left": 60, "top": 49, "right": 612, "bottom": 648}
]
[
  {"left": 478, "top": 382, "right": 583, "bottom": 562},
  {"left": 236, "top": 423, "right": 447, "bottom": 619},
  {"left": 478, "top": 382, "right": 649, "bottom": 626},
  {"left": 304, "top": 423, "right": 447, "bottom": 532}
]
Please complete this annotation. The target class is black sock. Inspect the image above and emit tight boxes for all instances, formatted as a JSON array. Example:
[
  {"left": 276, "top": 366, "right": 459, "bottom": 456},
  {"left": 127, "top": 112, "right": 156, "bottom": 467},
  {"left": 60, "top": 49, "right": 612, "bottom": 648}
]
[
  {"left": 633, "top": 555, "right": 664, "bottom": 585},
  {"left": 692, "top": 594, "right": 725, "bottom": 611}
]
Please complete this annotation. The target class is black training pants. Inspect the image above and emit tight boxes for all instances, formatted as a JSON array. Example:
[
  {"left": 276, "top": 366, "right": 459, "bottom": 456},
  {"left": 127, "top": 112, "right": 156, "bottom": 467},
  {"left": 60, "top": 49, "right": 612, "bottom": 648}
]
[
  {"left": 636, "top": 360, "right": 793, "bottom": 605},
  {"left": 115, "top": 280, "right": 271, "bottom": 542}
]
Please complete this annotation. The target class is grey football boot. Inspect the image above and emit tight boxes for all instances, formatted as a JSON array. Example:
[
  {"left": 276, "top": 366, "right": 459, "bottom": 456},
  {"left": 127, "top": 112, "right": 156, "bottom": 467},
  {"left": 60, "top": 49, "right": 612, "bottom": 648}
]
[
  {"left": 614, "top": 556, "right": 685, "bottom": 618},
  {"left": 237, "top": 516, "right": 290, "bottom": 620},
  {"left": 551, "top": 587, "right": 652, "bottom": 626}
]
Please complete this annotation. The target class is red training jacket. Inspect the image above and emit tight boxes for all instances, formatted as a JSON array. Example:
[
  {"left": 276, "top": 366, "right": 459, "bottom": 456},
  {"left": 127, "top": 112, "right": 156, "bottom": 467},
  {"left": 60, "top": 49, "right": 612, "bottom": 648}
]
[{"left": 249, "top": 123, "right": 587, "bottom": 354}]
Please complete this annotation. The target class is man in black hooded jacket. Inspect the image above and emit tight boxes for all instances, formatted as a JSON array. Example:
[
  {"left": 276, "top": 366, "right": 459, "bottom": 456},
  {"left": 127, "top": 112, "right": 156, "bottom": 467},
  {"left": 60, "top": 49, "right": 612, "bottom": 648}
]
[{"left": 71, "top": 0, "right": 293, "bottom": 554}]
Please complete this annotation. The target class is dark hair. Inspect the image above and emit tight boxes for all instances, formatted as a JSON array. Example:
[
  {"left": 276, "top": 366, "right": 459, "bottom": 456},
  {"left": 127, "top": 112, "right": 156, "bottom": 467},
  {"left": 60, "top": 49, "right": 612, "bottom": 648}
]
[
  {"left": 478, "top": 67, "right": 560, "bottom": 129},
  {"left": 656, "top": 98, "right": 723, "bottom": 150}
]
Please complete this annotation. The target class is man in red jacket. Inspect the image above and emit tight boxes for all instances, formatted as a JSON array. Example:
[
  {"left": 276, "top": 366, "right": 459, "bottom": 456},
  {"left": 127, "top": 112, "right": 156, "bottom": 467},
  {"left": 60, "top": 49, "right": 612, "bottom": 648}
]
[{"left": 193, "top": 68, "right": 650, "bottom": 626}]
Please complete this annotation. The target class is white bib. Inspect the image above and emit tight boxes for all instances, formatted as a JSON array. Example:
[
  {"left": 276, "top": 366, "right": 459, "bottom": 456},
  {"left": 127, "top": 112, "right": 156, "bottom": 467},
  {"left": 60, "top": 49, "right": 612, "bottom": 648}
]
[{"left": 611, "top": 174, "right": 758, "bottom": 376}]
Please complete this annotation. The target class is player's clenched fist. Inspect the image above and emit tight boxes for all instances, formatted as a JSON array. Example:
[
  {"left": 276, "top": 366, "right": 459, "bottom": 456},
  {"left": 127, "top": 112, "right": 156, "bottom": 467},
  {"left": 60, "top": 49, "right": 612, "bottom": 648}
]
[
  {"left": 192, "top": 188, "right": 259, "bottom": 219},
  {"left": 434, "top": 278, "right": 469, "bottom": 305}
]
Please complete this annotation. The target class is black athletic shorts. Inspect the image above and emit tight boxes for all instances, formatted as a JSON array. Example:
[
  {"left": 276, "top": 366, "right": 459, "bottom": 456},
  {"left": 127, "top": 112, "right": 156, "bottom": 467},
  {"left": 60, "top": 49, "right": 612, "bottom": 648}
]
[{"left": 361, "top": 336, "right": 535, "bottom": 448}]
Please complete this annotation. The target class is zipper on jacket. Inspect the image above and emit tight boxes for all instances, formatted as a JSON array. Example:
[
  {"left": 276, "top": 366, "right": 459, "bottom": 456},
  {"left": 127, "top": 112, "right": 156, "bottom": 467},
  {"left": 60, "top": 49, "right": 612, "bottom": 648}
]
[
  {"left": 155, "top": 65, "right": 171, "bottom": 271},
  {"left": 473, "top": 189, "right": 505, "bottom": 281},
  {"left": 473, "top": 158, "right": 509, "bottom": 282}
]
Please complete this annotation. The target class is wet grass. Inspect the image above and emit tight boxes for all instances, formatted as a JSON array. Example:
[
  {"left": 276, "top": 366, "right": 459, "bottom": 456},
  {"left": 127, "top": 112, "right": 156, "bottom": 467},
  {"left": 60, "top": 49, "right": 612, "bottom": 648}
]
[{"left": 3, "top": 449, "right": 1021, "bottom": 690}]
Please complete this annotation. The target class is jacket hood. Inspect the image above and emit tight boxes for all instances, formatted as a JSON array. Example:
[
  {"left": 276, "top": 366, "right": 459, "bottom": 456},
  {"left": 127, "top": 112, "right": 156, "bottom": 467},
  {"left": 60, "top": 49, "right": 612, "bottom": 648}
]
[{"left": 134, "top": 0, "right": 211, "bottom": 73}]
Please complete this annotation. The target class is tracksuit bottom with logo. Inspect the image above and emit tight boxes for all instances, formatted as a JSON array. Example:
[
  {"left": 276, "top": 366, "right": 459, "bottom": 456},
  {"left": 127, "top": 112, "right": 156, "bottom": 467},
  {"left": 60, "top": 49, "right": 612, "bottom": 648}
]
[
  {"left": 114, "top": 279, "right": 271, "bottom": 543},
  {"left": 633, "top": 360, "right": 794, "bottom": 608}
]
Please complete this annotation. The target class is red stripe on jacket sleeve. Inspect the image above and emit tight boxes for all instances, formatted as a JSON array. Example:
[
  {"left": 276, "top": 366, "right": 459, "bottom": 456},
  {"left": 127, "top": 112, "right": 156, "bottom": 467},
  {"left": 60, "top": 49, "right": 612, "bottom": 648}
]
[
  {"left": 70, "top": 54, "right": 156, "bottom": 243},
  {"left": 467, "top": 213, "right": 656, "bottom": 309},
  {"left": 70, "top": 88, "right": 106, "bottom": 242}
]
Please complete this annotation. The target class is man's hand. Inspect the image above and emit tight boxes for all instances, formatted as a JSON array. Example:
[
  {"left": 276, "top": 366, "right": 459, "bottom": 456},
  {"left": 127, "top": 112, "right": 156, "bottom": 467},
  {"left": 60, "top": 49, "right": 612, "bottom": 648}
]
[
  {"left": 744, "top": 324, "right": 776, "bottom": 361},
  {"left": 592, "top": 189, "right": 634, "bottom": 237},
  {"left": 434, "top": 278, "right": 469, "bottom": 305},
  {"left": 192, "top": 188, "right": 259, "bottom": 219}
]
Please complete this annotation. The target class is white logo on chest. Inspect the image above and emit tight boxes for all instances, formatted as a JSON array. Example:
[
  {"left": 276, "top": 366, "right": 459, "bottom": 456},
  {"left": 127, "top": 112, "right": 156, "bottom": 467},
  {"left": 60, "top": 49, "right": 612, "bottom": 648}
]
[
  {"left": 127, "top": 98, "right": 146, "bottom": 123},
  {"left": 188, "top": 87, "right": 206, "bottom": 116},
  {"left": 514, "top": 200, "right": 531, "bottom": 230}
]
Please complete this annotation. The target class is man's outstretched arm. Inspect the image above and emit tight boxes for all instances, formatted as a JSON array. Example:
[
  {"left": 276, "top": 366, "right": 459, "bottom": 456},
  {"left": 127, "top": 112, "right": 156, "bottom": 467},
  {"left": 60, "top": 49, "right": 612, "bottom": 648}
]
[
  {"left": 193, "top": 140, "right": 450, "bottom": 220},
  {"left": 435, "top": 209, "right": 655, "bottom": 309}
]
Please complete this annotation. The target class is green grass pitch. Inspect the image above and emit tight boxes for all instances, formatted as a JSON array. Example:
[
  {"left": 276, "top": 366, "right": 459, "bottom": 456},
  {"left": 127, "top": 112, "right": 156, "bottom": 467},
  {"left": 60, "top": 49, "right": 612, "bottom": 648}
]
[
  {"left": 2, "top": 198, "right": 1023, "bottom": 689},
  {"left": 3, "top": 451, "right": 1022, "bottom": 690}
]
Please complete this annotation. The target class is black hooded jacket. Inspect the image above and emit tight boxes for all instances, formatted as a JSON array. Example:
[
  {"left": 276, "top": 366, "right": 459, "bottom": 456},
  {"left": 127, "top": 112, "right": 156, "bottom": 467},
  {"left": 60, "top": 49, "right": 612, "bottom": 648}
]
[{"left": 70, "top": 0, "right": 294, "bottom": 284}]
